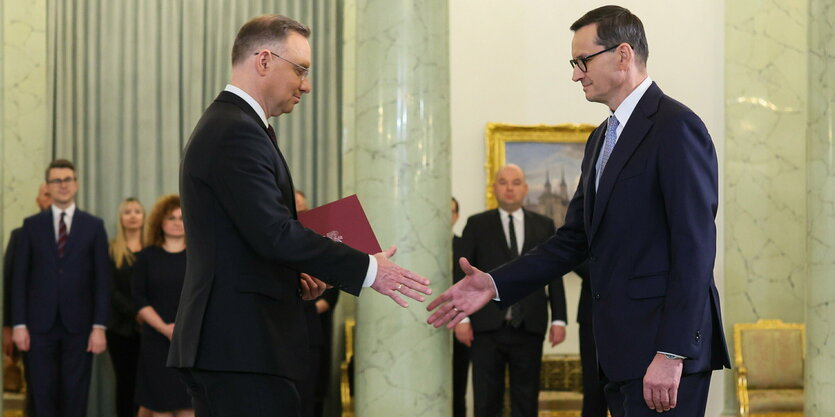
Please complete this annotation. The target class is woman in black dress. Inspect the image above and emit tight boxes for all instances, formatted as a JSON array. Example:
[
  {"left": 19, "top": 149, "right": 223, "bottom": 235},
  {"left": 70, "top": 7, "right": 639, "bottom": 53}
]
[
  {"left": 132, "top": 195, "right": 193, "bottom": 417},
  {"left": 107, "top": 197, "right": 146, "bottom": 417}
]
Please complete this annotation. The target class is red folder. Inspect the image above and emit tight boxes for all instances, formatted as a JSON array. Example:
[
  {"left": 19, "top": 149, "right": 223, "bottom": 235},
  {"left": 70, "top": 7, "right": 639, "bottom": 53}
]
[{"left": 297, "top": 194, "right": 382, "bottom": 255}]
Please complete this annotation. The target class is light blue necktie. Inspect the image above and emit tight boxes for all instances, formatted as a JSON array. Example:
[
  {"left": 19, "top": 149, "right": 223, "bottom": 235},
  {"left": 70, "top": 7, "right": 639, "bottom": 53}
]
[{"left": 595, "top": 115, "right": 619, "bottom": 190}]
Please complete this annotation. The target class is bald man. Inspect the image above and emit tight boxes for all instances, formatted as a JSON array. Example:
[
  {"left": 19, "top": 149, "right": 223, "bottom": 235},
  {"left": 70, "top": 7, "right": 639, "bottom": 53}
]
[{"left": 453, "top": 165, "right": 567, "bottom": 417}]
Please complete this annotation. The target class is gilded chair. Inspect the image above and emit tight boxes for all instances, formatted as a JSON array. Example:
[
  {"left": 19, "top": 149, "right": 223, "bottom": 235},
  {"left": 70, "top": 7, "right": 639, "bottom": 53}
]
[
  {"left": 734, "top": 319, "right": 804, "bottom": 417},
  {"left": 341, "top": 319, "right": 356, "bottom": 417}
]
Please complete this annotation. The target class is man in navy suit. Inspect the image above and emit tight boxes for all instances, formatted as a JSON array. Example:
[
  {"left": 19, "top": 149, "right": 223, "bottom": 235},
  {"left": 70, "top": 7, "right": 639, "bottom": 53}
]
[
  {"left": 429, "top": 6, "right": 730, "bottom": 417},
  {"left": 12, "top": 159, "right": 110, "bottom": 417}
]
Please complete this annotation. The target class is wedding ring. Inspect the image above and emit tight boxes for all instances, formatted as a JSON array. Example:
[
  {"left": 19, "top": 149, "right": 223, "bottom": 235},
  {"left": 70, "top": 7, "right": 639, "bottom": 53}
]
[
  {"left": 396, "top": 283, "right": 403, "bottom": 291},
  {"left": 452, "top": 306, "right": 460, "bottom": 313}
]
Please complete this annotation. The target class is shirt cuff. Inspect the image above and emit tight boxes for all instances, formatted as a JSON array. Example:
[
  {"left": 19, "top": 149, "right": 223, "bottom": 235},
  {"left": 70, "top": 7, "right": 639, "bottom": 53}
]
[
  {"left": 657, "top": 351, "right": 686, "bottom": 359},
  {"left": 487, "top": 273, "right": 500, "bottom": 301},
  {"left": 551, "top": 320, "right": 567, "bottom": 327},
  {"left": 93, "top": 324, "right": 107, "bottom": 330},
  {"left": 362, "top": 254, "right": 377, "bottom": 288},
  {"left": 460, "top": 317, "right": 471, "bottom": 324},
  {"left": 13, "top": 324, "right": 25, "bottom": 329}
]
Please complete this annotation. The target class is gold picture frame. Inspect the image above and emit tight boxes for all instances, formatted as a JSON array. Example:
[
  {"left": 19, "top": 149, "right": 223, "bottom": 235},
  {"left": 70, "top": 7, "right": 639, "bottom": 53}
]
[{"left": 485, "top": 123, "right": 596, "bottom": 211}]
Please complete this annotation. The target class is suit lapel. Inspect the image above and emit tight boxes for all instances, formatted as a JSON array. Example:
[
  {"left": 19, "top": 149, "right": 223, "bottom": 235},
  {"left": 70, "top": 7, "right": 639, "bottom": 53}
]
[
  {"left": 216, "top": 91, "right": 298, "bottom": 219},
  {"left": 588, "top": 83, "right": 661, "bottom": 241},
  {"left": 583, "top": 124, "right": 606, "bottom": 237},
  {"left": 521, "top": 210, "right": 535, "bottom": 252}
]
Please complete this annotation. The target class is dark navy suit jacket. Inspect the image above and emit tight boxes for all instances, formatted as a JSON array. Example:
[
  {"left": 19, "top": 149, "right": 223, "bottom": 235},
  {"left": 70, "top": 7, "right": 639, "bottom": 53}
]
[
  {"left": 491, "top": 83, "right": 731, "bottom": 382},
  {"left": 12, "top": 209, "right": 110, "bottom": 333}
]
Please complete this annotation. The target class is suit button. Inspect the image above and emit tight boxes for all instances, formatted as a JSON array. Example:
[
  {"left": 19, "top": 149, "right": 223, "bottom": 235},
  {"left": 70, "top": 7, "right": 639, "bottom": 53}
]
[
  {"left": 594, "top": 293, "right": 601, "bottom": 301},
  {"left": 589, "top": 253, "right": 596, "bottom": 262},
  {"left": 695, "top": 331, "right": 701, "bottom": 342}
]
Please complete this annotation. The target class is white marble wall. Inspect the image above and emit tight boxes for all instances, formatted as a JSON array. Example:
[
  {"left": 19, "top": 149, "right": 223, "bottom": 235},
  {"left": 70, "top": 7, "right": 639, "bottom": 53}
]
[
  {"left": 349, "top": 1, "right": 452, "bottom": 416},
  {"left": 2, "top": 0, "right": 51, "bottom": 242},
  {"left": 806, "top": 1, "right": 835, "bottom": 414},
  {"left": 724, "top": 0, "right": 809, "bottom": 413}
]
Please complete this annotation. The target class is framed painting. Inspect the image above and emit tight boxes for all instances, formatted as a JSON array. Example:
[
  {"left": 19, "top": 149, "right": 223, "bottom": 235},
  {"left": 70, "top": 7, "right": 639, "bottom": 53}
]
[{"left": 485, "top": 123, "right": 596, "bottom": 228}]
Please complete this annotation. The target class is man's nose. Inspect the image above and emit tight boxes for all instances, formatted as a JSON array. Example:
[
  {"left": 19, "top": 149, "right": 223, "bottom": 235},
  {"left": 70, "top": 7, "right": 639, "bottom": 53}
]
[{"left": 571, "top": 65, "right": 584, "bottom": 82}]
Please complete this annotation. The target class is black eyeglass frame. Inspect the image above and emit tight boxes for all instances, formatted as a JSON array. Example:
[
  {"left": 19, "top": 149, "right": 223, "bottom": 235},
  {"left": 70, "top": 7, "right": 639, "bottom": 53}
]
[
  {"left": 569, "top": 44, "right": 619, "bottom": 72},
  {"left": 254, "top": 50, "right": 310, "bottom": 80}
]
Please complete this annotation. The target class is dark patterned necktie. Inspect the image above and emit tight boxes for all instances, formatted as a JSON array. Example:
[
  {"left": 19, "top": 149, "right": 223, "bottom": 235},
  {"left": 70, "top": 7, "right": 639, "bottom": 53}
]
[
  {"left": 507, "top": 213, "right": 523, "bottom": 327},
  {"left": 57, "top": 212, "right": 68, "bottom": 257},
  {"left": 267, "top": 125, "right": 278, "bottom": 149}
]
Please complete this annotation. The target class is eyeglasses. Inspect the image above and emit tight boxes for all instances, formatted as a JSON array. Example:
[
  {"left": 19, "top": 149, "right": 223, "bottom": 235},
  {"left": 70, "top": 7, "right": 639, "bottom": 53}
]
[
  {"left": 255, "top": 50, "right": 310, "bottom": 80},
  {"left": 569, "top": 44, "right": 619, "bottom": 72},
  {"left": 47, "top": 176, "right": 76, "bottom": 185}
]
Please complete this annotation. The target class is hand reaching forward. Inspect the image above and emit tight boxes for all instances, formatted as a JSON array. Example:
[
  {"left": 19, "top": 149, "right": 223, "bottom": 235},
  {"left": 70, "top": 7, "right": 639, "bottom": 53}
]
[
  {"left": 426, "top": 257, "right": 497, "bottom": 328},
  {"left": 370, "top": 246, "right": 432, "bottom": 307}
]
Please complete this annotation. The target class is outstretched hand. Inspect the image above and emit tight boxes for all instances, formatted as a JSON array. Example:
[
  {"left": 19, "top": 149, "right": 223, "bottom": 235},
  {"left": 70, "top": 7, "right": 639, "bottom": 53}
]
[
  {"left": 370, "top": 246, "right": 432, "bottom": 307},
  {"left": 426, "top": 257, "right": 496, "bottom": 328}
]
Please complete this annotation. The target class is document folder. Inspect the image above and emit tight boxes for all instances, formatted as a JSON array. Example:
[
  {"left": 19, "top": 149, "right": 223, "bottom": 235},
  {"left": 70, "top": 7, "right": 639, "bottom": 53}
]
[{"left": 297, "top": 194, "right": 382, "bottom": 255}]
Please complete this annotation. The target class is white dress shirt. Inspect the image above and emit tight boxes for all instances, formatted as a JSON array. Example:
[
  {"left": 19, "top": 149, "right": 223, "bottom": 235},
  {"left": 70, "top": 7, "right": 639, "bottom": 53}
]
[{"left": 224, "top": 84, "right": 378, "bottom": 287}]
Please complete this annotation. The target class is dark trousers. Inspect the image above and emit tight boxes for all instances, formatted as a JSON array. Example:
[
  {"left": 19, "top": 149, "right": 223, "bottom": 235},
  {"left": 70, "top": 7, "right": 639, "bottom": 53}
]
[
  {"left": 470, "top": 326, "right": 543, "bottom": 417},
  {"left": 179, "top": 368, "right": 302, "bottom": 417},
  {"left": 603, "top": 371, "right": 711, "bottom": 417},
  {"left": 579, "top": 324, "right": 607, "bottom": 417},
  {"left": 27, "top": 324, "right": 93, "bottom": 417},
  {"left": 106, "top": 331, "right": 140, "bottom": 417},
  {"left": 298, "top": 346, "right": 321, "bottom": 417},
  {"left": 452, "top": 339, "right": 470, "bottom": 417}
]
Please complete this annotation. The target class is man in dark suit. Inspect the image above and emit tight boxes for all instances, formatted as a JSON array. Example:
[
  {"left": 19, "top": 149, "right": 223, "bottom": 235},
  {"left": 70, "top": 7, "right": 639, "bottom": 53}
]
[
  {"left": 12, "top": 159, "right": 110, "bottom": 417},
  {"left": 572, "top": 263, "right": 607, "bottom": 417},
  {"left": 453, "top": 165, "right": 567, "bottom": 417},
  {"left": 169, "top": 15, "right": 431, "bottom": 417},
  {"left": 429, "top": 6, "right": 730, "bottom": 417}
]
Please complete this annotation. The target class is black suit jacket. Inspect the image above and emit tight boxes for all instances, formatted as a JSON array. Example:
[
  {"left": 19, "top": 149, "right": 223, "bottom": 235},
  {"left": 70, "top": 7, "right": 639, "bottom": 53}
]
[
  {"left": 3, "top": 228, "right": 22, "bottom": 327},
  {"left": 455, "top": 209, "right": 566, "bottom": 335},
  {"left": 573, "top": 262, "right": 592, "bottom": 326},
  {"left": 491, "top": 83, "right": 731, "bottom": 382},
  {"left": 12, "top": 209, "right": 110, "bottom": 333},
  {"left": 169, "top": 91, "right": 369, "bottom": 382}
]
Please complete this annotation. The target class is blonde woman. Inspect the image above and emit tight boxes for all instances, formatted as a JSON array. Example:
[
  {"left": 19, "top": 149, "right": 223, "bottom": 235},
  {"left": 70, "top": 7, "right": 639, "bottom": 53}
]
[
  {"left": 107, "top": 197, "right": 145, "bottom": 417},
  {"left": 132, "top": 195, "right": 192, "bottom": 417}
]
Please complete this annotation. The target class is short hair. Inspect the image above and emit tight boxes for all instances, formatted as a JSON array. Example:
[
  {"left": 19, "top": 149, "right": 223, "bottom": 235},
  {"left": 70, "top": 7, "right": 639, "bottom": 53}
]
[
  {"left": 45, "top": 159, "right": 76, "bottom": 181},
  {"left": 231, "top": 14, "right": 311, "bottom": 66},
  {"left": 145, "top": 194, "right": 181, "bottom": 248},
  {"left": 570, "top": 5, "right": 649, "bottom": 66}
]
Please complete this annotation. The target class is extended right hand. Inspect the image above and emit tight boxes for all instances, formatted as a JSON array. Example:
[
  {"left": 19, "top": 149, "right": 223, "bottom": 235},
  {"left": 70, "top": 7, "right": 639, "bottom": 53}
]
[
  {"left": 370, "top": 246, "right": 432, "bottom": 308},
  {"left": 426, "top": 257, "right": 496, "bottom": 328},
  {"left": 454, "top": 322, "right": 473, "bottom": 347},
  {"left": 12, "top": 327, "right": 29, "bottom": 352}
]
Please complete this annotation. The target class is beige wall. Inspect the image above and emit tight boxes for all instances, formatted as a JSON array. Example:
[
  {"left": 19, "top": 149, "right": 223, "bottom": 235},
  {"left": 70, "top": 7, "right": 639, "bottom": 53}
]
[{"left": 449, "top": 1, "right": 726, "bottom": 415}]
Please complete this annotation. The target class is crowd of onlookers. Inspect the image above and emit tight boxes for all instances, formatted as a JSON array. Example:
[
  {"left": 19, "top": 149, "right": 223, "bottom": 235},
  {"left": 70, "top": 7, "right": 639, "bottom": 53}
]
[{"left": 2, "top": 159, "right": 338, "bottom": 417}]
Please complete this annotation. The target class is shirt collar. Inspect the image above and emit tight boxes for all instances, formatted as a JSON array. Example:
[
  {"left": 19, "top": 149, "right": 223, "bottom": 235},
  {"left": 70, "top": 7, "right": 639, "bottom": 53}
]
[
  {"left": 51, "top": 203, "right": 76, "bottom": 218},
  {"left": 612, "top": 76, "right": 653, "bottom": 128},
  {"left": 224, "top": 84, "right": 269, "bottom": 128},
  {"left": 498, "top": 207, "right": 523, "bottom": 221}
]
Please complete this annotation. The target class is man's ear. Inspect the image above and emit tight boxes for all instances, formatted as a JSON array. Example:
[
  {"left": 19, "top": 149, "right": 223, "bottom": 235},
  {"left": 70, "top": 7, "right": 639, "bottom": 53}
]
[{"left": 617, "top": 43, "right": 634, "bottom": 70}]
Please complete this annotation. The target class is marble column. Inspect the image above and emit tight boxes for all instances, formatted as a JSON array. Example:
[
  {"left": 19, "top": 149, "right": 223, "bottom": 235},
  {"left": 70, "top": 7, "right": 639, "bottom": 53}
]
[
  {"left": 805, "top": 1, "right": 835, "bottom": 414},
  {"left": 347, "top": 1, "right": 451, "bottom": 416}
]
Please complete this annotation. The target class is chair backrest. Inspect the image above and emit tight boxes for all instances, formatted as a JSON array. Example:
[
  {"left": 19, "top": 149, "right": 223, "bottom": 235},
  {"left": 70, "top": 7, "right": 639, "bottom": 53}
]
[{"left": 734, "top": 319, "right": 805, "bottom": 389}]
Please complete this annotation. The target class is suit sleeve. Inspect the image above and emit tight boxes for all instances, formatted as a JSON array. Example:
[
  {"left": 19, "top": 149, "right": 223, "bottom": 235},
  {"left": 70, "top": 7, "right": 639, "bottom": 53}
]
[
  {"left": 654, "top": 112, "right": 718, "bottom": 358},
  {"left": 543, "top": 220, "right": 568, "bottom": 324},
  {"left": 92, "top": 219, "right": 110, "bottom": 326},
  {"left": 11, "top": 224, "right": 32, "bottom": 326},
  {"left": 3, "top": 229, "right": 20, "bottom": 327},
  {"left": 210, "top": 124, "right": 368, "bottom": 295}
]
